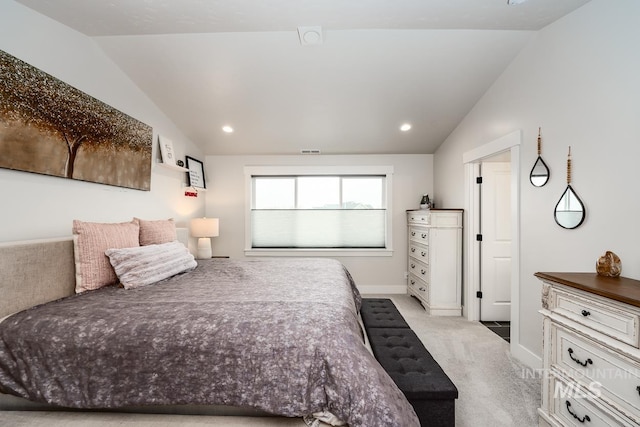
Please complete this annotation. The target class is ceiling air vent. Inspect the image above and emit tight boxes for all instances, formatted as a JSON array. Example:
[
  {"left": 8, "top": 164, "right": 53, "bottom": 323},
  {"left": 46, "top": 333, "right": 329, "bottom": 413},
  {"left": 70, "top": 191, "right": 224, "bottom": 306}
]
[
  {"left": 297, "top": 26, "right": 323, "bottom": 46},
  {"left": 300, "top": 149, "right": 321, "bottom": 154}
]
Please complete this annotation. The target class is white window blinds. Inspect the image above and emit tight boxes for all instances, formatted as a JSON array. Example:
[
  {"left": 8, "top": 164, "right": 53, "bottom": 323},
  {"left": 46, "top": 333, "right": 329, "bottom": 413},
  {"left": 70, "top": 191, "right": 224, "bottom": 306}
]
[{"left": 251, "top": 175, "right": 387, "bottom": 249}]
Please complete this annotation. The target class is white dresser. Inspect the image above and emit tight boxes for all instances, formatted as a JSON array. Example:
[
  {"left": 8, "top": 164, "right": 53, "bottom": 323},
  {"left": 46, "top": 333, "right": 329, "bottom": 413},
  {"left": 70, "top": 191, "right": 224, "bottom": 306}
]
[
  {"left": 406, "top": 209, "right": 462, "bottom": 316},
  {"left": 537, "top": 272, "right": 640, "bottom": 427}
]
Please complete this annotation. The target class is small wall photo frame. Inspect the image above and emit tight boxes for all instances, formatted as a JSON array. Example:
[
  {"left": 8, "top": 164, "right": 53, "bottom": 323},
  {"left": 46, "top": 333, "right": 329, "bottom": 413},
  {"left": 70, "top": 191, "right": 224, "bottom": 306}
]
[
  {"left": 158, "top": 135, "right": 176, "bottom": 166},
  {"left": 186, "top": 156, "right": 206, "bottom": 189}
]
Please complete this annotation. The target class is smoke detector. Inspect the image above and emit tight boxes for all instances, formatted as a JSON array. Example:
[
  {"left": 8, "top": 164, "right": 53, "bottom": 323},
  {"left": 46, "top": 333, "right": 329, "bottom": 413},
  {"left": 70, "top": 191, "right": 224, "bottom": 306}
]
[{"left": 297, "top": 26, "right": 323, "bottom": 46}]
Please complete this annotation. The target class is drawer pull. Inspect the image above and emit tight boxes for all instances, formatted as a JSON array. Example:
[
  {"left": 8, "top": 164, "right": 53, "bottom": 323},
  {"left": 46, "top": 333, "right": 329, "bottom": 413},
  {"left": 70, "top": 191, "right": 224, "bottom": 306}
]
[
  {"left": 411, "top": 248, "right": 416, "bottom": 253},
  {"left": 419, "top": 287, "right": 426, "bottom": 292},
  {"left": 411, "top": 263, "right": 415, "bottom": 269},
  {"left": 568, "top": 348, "right": 593, "bottom": 367},
  {"left": 636, "top": 385, "right": 640, "bottom": 396},
  {"left": 421, "top": 233, "right": 427, "bottom": 238},
  {"left": 411, "top": 231, "right": 416, "bottom": 236},
  {"left": 581, "top": 309, "right": 591, "bottom": 317},
  {"left": 421, "top": 251, "right": 426, "bottom": 257},
  {"left": 420, "top": 269, "right": 426, "bottom": 275},
  {"left": 565, "top": 401, "right": 590, "bottom": 423},
  {"left": 410, "top": 280, "right": 416, "bottom": 285}
]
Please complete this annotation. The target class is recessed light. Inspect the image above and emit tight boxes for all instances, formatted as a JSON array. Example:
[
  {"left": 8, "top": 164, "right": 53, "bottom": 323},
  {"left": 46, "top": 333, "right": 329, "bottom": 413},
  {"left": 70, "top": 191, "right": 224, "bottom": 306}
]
[
  {"left": 222, "top": 125, "right": 234, "bottom": 133},
  {"left": 400, "top": 123, "right": 412, "bottom": 132},
  {"left": 507, "top": 0, "right": 527, "bottom": 4}
]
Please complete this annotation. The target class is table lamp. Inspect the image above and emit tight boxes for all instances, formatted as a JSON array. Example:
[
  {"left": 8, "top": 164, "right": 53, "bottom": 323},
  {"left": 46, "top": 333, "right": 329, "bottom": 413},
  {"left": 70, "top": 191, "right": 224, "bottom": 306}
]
[{"left": 190, "top": 217, "right": 219, "bottom": 259}]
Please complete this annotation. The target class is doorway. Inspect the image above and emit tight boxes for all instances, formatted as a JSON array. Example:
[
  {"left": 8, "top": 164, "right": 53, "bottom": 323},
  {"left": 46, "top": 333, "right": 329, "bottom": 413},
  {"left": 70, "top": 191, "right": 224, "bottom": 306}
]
[
  {"left": 479, "top": 157, "right": 511, "bottom": 322},
  {"left": 478, "top": 156, "right": 512, "bottom": 342},
  {"left": 463, "top": 131, "right": 520, "bottom": 350}
]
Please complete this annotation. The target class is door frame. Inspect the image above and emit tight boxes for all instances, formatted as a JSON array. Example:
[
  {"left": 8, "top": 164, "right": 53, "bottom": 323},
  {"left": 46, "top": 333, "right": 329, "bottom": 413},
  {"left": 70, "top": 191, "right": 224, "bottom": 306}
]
[{"left": 463, "top": 130, "right": 521, "bottom": 348}]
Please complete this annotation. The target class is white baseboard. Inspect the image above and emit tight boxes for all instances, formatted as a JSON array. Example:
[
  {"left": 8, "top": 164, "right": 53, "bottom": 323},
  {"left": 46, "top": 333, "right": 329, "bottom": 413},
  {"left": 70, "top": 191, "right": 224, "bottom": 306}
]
[
  {"left": 358, "top": 285, "right": 407, "bottom": 295},
  {"left": 511, "top": 341, "right": 542, "bottom": 370}
]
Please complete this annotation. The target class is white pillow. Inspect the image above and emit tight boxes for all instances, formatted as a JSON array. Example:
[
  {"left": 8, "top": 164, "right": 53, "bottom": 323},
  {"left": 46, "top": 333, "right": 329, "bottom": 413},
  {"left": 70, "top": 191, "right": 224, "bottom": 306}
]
[{"left": 105, "top": 241, "right": 197, "bottom": 290}]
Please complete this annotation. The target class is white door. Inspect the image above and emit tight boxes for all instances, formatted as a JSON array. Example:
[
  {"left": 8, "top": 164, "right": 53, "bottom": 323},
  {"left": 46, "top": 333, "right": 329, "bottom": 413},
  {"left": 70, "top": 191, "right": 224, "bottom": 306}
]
[{"left": 480, "top": 161, "right": 511, "bottom": 321}]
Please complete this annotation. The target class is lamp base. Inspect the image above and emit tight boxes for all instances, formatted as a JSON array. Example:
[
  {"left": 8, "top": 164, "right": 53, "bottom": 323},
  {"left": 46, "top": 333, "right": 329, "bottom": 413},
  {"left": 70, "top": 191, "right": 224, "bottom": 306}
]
[{"left": 196, "top": 237, "right": 212, "bottom": 259}]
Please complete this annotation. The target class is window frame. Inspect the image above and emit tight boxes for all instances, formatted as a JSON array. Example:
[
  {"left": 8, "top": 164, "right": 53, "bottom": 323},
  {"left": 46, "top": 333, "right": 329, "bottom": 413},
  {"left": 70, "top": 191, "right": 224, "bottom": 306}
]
[{"left": 244, "top": 165, "right": 394, "bottom": 257}]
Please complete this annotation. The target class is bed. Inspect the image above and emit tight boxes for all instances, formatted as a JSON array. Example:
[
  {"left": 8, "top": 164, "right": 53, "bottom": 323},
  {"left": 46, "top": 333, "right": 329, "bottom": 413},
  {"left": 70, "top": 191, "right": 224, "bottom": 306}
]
[{"left": 0, "top": 225, "right": 419, "bottom": 427}]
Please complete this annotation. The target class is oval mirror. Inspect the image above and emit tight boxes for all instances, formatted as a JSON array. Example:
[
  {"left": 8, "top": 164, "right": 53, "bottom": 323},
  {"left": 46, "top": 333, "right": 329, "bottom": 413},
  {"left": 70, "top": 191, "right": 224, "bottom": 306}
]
[
  {"left": 530, "top": 156, "right": 550, "bottom": 187},
  {"left": 530, "top": 128, "right": 549, "bottom": 187},
  {"left": 554, "top": 185, "right": 585, "bottom": 229}
]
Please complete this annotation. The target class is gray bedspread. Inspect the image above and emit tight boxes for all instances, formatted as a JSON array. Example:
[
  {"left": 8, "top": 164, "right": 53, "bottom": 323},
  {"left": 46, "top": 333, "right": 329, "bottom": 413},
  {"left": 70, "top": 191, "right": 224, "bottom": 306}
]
[{"left": 0, "top": 258, "right": 419, "bottom": 426}]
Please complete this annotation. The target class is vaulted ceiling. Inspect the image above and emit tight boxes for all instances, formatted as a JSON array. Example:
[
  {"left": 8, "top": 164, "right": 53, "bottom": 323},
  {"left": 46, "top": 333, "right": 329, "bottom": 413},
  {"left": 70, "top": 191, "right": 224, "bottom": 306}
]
[{"left": 15, "top": 0, "right": 590, "bottom": 155}]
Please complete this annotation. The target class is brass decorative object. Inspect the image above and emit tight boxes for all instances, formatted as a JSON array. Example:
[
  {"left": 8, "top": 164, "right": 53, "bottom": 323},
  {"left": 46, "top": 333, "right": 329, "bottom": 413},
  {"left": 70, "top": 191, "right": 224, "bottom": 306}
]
[
  {"left": 596, "top": 251, "right": 622, "bottom": 277},
  {"left": 554, "top": 146, "right": 586, "bottom": 229},
  {"left": 530, "top": 127, "right": 550, "bottom": 187}
]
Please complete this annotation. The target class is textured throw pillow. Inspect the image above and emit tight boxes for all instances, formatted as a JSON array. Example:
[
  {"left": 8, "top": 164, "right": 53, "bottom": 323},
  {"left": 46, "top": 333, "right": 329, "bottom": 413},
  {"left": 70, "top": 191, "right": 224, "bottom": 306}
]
[
  {"left": 134, "top": 217, "right": 177, "bottom": 246},
  {"left": 105, "top": 241, "right": 197, "bottom": 290},
  {"left": 73, "top": 220, "right": 140, "bottom": 293}
]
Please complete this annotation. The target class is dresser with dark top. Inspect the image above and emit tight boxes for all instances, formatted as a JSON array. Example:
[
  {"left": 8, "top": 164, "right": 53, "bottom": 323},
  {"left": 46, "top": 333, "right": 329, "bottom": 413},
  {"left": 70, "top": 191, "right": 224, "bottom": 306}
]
[
  {"left": 536, "top": 272, "right": 640, "bottom": 426},
  {"left": 406, "top": 209, "right": 462, "bottom": 316}
]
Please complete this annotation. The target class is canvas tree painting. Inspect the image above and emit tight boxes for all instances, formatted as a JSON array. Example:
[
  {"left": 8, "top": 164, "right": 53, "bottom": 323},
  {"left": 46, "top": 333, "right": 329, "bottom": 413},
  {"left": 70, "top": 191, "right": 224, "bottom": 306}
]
[{"left": 0, "top": 50, "right": 152, "bottom": 191}]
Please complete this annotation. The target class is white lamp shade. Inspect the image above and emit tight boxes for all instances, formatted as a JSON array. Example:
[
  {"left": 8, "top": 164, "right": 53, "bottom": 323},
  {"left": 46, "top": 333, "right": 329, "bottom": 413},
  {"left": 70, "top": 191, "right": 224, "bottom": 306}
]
[{"left": 190, "top": 217, "right": 219, "bottom": 238}]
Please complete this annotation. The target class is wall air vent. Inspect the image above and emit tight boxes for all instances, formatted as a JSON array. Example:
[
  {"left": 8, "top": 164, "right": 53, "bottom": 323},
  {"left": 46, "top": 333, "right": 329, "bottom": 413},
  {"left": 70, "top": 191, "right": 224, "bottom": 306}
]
[{"left": 300, "top": 149, "right": 321, "bottom": 154}]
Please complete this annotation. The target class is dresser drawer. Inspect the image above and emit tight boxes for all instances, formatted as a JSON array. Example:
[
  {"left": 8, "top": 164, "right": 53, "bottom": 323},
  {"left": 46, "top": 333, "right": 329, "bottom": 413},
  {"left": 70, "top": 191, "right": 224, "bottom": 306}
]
[
  {"left": 408, "top": 274, "right": 429, "bottom": 302},
  {"left": 552, "top": 324, "right": 640, "bottom": 422},
  {"left": 430, "top": 211, "right": 463, "bottom": 227},
  {"left": 407, "top": 211, "right": 430, "bottom": 224},
  {"left": 409, "top": 242, "right": 429, "bottom": 264},
  {"left": 409, "top": 226, "right": 429, "bottom": 245},
  {"left": 408, "top": 259, "right": 429, "bottom": 282},
  {"left": 553, "top": 287, "right": 640, "bottom": 347},
  {"left": 549, "top": 374, "right": 635, "bottom": 426}
]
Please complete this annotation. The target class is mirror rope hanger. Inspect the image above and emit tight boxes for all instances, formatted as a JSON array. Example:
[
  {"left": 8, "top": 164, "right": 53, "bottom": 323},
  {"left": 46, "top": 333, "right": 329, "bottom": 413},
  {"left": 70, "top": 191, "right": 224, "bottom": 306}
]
[
  {"left": 530, "top": 127, "right": 550, "bottom": 187},
  {"left": 554, "top": 146, "right": 586, "bottom": 229},
  {"left": 567, "top": 146, "right": 572, "bottom": 184}
]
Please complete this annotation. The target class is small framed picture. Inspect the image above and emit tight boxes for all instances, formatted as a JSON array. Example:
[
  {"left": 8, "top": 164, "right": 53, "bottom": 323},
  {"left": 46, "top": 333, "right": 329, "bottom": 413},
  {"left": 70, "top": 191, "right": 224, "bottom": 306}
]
[
  {"left": 185, "top": 156, "right": 206, "bottom": 189},
  {"left": 158, "top": 135, "right": 176, "bottom": 166}
]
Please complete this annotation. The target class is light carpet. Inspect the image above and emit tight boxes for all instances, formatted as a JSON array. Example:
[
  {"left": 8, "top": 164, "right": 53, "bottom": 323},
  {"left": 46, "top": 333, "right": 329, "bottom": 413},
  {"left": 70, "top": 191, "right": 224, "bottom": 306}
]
[{"left": 0, "top": 294, "right": 540, "bottom": 426}]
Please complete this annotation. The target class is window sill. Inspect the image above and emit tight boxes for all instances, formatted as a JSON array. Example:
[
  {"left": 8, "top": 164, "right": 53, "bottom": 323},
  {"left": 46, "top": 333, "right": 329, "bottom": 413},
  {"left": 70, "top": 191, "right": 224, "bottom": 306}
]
[{"left": 244, "top": 248, "right": 393, "bottom": 257}]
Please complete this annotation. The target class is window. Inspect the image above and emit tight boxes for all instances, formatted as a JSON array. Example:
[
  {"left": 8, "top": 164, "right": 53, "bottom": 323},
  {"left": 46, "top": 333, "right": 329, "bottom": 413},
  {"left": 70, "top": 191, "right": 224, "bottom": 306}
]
[{"left": 245, "top": 166, "right": 393, "bottom": 256}]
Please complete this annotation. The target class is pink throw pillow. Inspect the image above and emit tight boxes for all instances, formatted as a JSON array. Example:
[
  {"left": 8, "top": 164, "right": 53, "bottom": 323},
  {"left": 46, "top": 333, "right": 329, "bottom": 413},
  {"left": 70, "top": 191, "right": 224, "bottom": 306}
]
[
  {"left": 73, "top": 220, "right": 140, "bottom": 293},
  {"left": 134, "top": 217, "right": 177, "bottom": 246}
]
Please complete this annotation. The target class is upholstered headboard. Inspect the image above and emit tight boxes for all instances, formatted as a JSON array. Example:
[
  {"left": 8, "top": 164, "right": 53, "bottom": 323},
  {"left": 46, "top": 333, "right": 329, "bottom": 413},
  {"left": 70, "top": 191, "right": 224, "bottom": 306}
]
[
  {"left": 0, "top": 228, "right": 189, "bottom": 319},
  {"left": 0, "top": 238, "right": 76, "bottom": 319}
]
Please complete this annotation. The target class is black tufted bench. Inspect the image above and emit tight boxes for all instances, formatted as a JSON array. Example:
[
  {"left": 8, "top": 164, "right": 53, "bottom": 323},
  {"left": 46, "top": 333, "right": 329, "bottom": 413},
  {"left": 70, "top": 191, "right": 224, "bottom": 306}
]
[
  {"left": 361, "top": 299, "right": 458, "bottom": 427},
  {"left": 360, "top": 298, "right": 411, "bottom": 329}
]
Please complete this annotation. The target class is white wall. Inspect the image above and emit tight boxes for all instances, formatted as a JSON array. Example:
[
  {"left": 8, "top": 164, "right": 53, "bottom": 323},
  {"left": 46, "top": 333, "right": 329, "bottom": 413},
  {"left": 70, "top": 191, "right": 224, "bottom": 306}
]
[
  {"left": 434, "top": 0, "right": 640, "bottom": 362},
  {"left": 205, "top": 154, "right": 433, "bottom": 293},
  {"left": 0, "top": 2, "right": 205, "bottom": 242}
]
